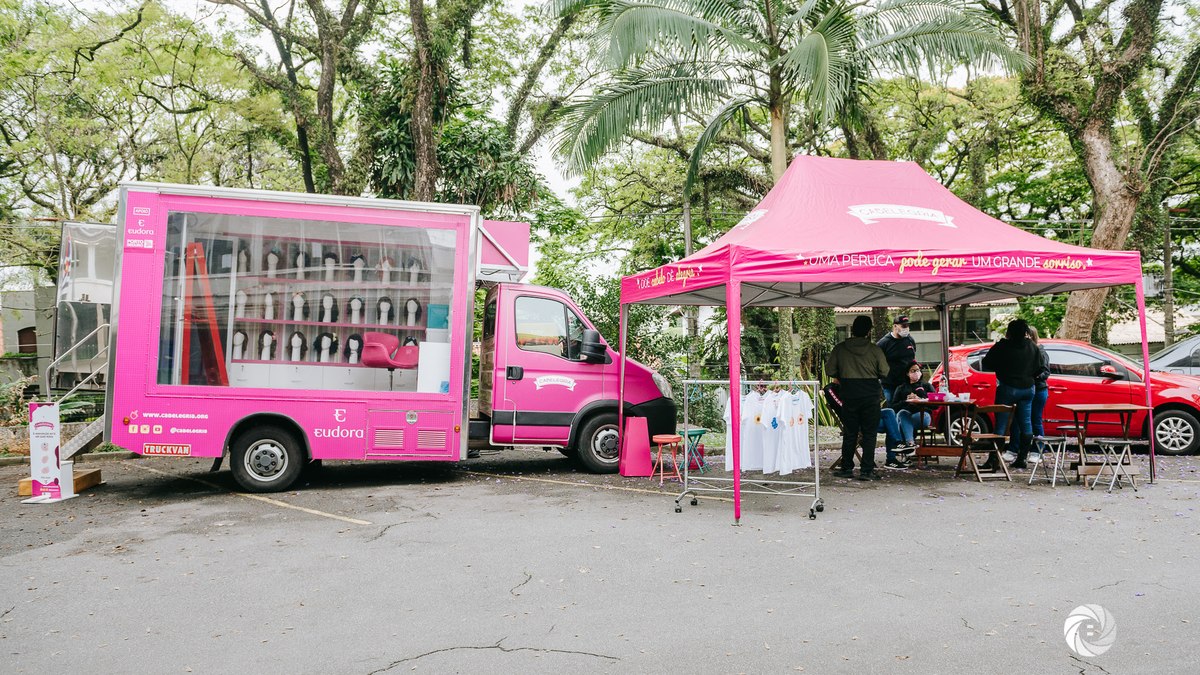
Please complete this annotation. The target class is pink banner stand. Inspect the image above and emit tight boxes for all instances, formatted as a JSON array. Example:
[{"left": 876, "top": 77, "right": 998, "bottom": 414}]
[{"left": 619, "top": 416, "right": 653, "bottom": 477}]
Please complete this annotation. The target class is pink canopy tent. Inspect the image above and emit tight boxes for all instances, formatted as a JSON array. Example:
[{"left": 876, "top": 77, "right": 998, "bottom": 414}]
[{"left": 617, "top": 155, "right": 1153, "bottom": 522}]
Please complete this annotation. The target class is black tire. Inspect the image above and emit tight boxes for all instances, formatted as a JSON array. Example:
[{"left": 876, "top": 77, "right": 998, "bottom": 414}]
[
  {"left": 1153, "top": 409, "right": 1200, "bottom": 455},
  {"left": 576, "top": 412, "right": 620, "bottom": 473},
  {"left": 946, "top": 413, "right": 988, "bottom": 446},
  {"left": 230, "top": 424, "right": 304, "bottom": 492}
]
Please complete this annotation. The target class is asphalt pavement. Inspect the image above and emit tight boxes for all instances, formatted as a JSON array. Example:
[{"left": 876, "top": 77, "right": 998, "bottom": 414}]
[{"left": 2, "top": 447, "right": 1198, "bottom": 674}]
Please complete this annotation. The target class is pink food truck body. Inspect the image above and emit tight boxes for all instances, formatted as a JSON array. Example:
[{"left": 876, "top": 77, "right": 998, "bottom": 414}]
[{"left": 105, "top": 183, "right": 675, "bottom": 492}]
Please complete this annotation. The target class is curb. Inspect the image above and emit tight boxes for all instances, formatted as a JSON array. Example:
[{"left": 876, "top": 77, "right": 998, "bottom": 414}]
[{"left": 0, "top": 452, "right": 138, "bottom": 467}]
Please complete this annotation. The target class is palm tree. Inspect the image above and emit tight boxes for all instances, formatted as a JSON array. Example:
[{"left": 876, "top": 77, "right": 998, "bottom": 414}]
[
  {"left": 557, "top": 0, "right": 1023, "bottom": 186},
  {"left": 553, "top": 0, "right": 1024, "bottom": 374}
]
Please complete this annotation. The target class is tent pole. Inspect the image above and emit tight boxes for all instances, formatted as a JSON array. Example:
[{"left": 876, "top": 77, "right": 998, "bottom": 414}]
[
  {"left": 726, "top": 281, "right": 743, "bottom": 525},
  {"left": 939, "top": 295, "right": 950, "bottom": 388},
  {"left": 618, "top": 303, "right": 628, "bottom": 458},
  {"left": 1134, "top": 277, "right": 1155, "bottom": 482}
]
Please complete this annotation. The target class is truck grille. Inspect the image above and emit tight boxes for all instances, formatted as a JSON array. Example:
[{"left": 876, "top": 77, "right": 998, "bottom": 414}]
[
  {"left": 373, "top": 428, "right": 405, "bottom": 448},
  {"left": 417, "top": 429, "right": 446, "bottom": 450}
]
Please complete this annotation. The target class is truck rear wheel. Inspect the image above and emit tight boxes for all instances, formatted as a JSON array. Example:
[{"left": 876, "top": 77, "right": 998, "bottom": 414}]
[
  {"left": 577, "top": 413, "right": 620, "bottom": 474},
  {"left": 231, "top": 424, "right": 304, "bottom": 492}
]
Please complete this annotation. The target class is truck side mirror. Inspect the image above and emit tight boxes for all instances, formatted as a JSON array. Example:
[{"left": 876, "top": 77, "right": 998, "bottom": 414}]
[{"left": 580, "top": 329, "right": 607, "bottom": 363}]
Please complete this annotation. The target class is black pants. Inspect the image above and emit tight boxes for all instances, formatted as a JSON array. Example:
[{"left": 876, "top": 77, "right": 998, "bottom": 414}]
[{"left": 840, "top": 397, "right": 881, "bottom": 473}]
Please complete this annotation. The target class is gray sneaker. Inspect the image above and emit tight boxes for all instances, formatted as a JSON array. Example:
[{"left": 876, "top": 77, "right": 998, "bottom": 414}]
[
  {"left": 1001, "top": 451, "right": 1017, "bottom": 463},
  {"left": 1027, "top": 452, "right": 1042, "bottom": 463}
]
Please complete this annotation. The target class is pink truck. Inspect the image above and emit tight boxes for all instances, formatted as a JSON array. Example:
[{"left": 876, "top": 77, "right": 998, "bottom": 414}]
[{"left": 104, "top": 183, "right": 676, "bottom": 491}]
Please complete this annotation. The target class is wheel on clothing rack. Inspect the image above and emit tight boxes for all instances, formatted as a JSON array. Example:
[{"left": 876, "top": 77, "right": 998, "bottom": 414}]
[
  {"left": 815, "top": 501, "right": 825, "bottom": 513},
  {"left": 675, "top": 504, "right": 682, "bottom": 513},
  {"left": 690, "top": 498, "right": 698, "bottom": 506},
  {"left": 809, "top": 508, "right": 817, "bottom": 520}
]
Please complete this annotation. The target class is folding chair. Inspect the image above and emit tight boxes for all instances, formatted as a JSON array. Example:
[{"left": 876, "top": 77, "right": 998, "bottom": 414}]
[{"left": 956, "top": 404, "right": 1013, "bottom": 482}]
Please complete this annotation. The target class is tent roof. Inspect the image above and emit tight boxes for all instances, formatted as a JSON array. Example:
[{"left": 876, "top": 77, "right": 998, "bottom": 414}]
[{"left": 620, "top": 156, "right": 1144, "bottom": 307}]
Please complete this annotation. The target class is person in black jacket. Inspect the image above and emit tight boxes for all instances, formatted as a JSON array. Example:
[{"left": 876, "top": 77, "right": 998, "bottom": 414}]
[
  {"left": 981, "top": 319, "right": 1040, "bottom": 469},
  {"left": 877, "top": 315, "right": 917, "bottom": 404},
  {"left": 826, "top": 315, "right": 890, "bottom": 481},
  {"left": 1028, "top": 325, "right": 1051, "bottom": 464},
  {"left": 887, "top": 361, "right": 933, "bottom": 464}
]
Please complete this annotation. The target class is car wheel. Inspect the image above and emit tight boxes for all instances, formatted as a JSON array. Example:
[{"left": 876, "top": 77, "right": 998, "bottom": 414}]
[
  {"left": 947, "top": 413, "right": 988, "bottom": 446},
  {"left": 1153, "top": 409, "right": 1200, "bottom": 455},
  {"left": 576, "top": 413, "right": 620, "bottom": 474},
  {"left": 231, "top": 424, "right": 304, "bottom": 492}
]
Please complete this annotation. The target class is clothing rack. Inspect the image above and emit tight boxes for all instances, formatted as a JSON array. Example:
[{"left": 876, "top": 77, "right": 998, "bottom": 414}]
[{"left": 678, "top": 378, "right": 824, "bottom": 520}]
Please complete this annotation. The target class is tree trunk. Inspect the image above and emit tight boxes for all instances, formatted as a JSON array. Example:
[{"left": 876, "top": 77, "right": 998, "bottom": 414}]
[
  {"left": 1059, "top": 122, "right": 1144, "bottom": 339},
  {"left": 1163, "top": 218, "right": 1174, "bottom": 345},
  {"left": 314, "top": 42, "right": 348, "bottom": 194},
  {"left": 769, "top": 100, "right": 796, "bottom": 377},
  {"left": 408, "top": 0, "right": 439, "bottom": 201}
]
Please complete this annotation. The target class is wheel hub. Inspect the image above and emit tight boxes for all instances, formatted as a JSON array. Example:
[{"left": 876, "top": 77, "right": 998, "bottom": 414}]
[
  {"left": 1157, "top": 419, "right": 1193, "bottom": 450},
  {"left": 594, "top": 428, "right": 620, "bottom": 461},
  {"left": 246, "top": 441, "right": 286, "bottom": 479}
]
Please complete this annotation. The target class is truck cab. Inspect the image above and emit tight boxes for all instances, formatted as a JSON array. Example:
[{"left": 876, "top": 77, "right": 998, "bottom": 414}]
[{"left": 475, "top": 283, "right": 676, "bottom": 472}]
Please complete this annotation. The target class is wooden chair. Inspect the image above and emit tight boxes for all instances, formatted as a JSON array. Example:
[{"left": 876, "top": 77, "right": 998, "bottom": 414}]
[{"left": 956, "top": 404, "right": 1013, "bottom": 482}]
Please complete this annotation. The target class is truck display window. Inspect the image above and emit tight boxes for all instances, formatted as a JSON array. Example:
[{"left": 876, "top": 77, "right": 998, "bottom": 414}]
[
  {"left": 514, "top": 296, "right": 585, "bottom": 361},
  {"left": 156, "top": 210, "right": 457, "bottom": 392}
]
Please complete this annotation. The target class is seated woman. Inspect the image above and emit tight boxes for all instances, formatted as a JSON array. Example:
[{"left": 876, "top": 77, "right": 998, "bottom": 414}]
[
  {"left": 880, "top": 408, "right": 908, "bottom": 468},
  {"left": 888, "top": 361, "right": 933, "bottom": 465}
]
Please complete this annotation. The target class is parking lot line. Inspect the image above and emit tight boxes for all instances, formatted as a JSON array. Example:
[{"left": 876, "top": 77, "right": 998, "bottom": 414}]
[
  {"left": 127, "top": 463, "right": 373, "bottom": 526},
  {"left": 455, "top": 469, "right": 733, "bottom": 502}
]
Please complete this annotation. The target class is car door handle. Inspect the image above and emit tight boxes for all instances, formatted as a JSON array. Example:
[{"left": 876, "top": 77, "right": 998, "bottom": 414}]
[
  {"left": 1049, "top": 387, "right": 1068, "bottom": 393},
  {"left": 506, "top": 366, "right": 524, "bottom": 381}
]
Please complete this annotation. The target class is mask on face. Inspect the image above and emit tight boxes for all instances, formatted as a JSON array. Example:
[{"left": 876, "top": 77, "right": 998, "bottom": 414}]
[
  {"left": 909, "top": 369, "right": 921, "bottom": 381},
  {"left": 898, "top": 328, "right": 910, "bottom": 338}
]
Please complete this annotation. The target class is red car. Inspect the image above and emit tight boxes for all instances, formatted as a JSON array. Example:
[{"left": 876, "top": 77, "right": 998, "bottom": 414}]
[{"left": 930, "top": 339, "right": 1200, "bottom": 455}]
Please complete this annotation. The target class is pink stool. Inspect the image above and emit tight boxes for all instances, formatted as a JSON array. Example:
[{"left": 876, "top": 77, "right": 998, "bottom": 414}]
[{"left": 650, "top": 434, "right": 684, "bottom": 485}]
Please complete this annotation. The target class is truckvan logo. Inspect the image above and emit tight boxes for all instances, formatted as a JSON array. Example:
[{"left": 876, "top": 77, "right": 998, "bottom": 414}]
[
  {"left": 144, "top": 443, "right": 190, "bottom": 456},
  {"left": 534, "top": 375, "right": 577, "bottom": 391},
  {"left": 133, "top": 207, "right": 151, "bottom": 215},
  {"left": 334, "top": 409, "right": 347, "bottom": 422}
]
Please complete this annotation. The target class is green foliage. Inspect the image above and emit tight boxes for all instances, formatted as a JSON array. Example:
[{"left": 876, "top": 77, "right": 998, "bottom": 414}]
[
  {"left": 0, "top": 375, "right": 34, "bottom": 427},
  {"left": 360, "top": 63, "right": 544, "bottom": 217}
]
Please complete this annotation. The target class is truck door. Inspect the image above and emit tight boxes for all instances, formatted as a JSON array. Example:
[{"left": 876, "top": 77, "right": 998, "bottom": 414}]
[
  {"left": 494, "top": 292, "right": 605, "bottom": 445},
  {"left": 478, "top": 292, "right": 498, "bottom": 417}
]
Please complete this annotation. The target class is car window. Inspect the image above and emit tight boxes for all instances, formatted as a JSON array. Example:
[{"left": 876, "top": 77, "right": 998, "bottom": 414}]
[
  {"left": 514, "top": 296, "right": 586, "bottom": 361},
  {"left": 1046, "top": 347, "right": 1128, "bottom": 379},
  {"left": 1167, "top": 348, "right": 1200, "bottom": 369},
  {"left": 965, "top": 349, "right": 989, "bottom": 371}
]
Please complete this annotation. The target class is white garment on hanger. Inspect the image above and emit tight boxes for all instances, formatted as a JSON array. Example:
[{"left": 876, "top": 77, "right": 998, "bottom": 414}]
[
  {"left": 780, "top": 390, "right": 815, "bottom": 473},
  {"left": 724, "top": 390, "right": 765, "bottom": 472},
  {"left": 774, "top": 393, "right": 797, "bottom": 474},
  {"left": 758, "top": 390, "right": 783, "bottom": 474}
]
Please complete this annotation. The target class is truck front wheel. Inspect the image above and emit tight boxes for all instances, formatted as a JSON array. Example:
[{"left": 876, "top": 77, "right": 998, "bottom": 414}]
[
  {"left": 231, "top": 424, "right": 304, "bottom": 492},
  {"left": 577, "top": 413, "right": 620, "bottom": 474}
]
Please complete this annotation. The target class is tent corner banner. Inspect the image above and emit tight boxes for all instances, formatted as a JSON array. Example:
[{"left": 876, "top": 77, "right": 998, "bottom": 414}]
[{"left": 617, "top": 155, "right": 1154, "bottom": 520}]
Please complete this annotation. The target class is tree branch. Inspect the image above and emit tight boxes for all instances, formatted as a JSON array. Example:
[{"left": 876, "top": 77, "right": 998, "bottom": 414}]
[{"left": 506, "top": 11, "right": 577, "bottom": 143}]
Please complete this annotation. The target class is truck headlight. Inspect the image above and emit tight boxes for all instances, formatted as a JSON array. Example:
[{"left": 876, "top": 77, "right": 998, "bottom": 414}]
[{"left": 652, "top": 371, "right": 672, "bottom": 398}]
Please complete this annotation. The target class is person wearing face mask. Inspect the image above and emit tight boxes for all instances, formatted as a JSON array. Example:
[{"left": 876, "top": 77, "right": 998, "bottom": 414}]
[
  {"left": 877, "top": 315, "right": 917, "bottom": 404},
  {"left": 886, "top": 361, "right": 933, "bottom": 467}
]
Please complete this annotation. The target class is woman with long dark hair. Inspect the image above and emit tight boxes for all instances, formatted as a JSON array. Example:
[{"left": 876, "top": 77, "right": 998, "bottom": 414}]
[{"left": 982, "top": 319, "right": 1040, "bottom": 469}]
